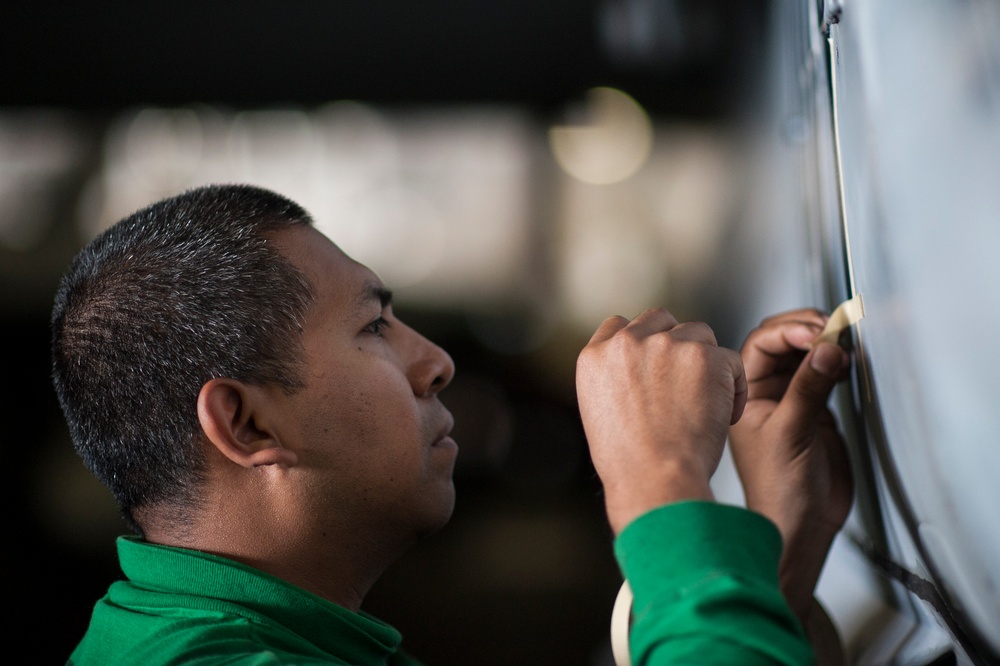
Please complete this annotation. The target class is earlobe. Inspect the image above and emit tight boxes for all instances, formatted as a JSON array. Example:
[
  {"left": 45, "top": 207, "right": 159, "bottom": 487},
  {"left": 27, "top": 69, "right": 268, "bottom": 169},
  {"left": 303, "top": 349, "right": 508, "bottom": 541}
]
[{"left": 197, "top": 379, "right": 298, "bottom": 469}]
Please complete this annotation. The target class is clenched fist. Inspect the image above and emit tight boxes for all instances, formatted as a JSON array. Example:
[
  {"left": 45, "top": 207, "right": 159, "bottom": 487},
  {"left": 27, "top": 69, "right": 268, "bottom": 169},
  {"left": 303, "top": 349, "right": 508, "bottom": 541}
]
[{"left": 576, "top": 308, "right": 747, "bottom": 534}]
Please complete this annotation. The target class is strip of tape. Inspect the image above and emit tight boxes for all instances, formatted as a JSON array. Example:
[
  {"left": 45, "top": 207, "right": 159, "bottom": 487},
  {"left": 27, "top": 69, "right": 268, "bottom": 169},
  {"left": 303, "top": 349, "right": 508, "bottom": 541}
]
[
  {"left": 812, "top": 293, "right": 864, "bottom": 346},
  {"left": 610, "top": 579, "right": 633, "bottom": 666}
]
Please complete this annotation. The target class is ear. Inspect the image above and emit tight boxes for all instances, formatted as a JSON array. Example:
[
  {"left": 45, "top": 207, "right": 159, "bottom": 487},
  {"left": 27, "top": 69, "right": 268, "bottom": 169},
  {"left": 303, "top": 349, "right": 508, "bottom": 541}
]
[{"left": 197, "top": 378, "right": 298, "bottom": 469}]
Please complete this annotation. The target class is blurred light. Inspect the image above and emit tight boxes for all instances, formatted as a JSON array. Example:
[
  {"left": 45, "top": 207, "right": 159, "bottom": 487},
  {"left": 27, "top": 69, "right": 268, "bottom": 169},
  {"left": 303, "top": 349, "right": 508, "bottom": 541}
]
[
  {"left": 83, "top": 104, "right": 535, "bottom": 311},
  {"left": 324, "top": 185, "right": 447, "bottom": 288},
  {"left": 549, "top": 87, "right": 653, "bottom": 185},
  {"left": 0, "top": 111, "right": 87, "bottom": 252},
  {"left": 312, "top": 100, "right": 402, "bottom": 207},
  {"left": 124, "top": 107, "right": 205, "bottom": 186},
  {"left": 558, "top": 180, "right": 668, "bottom": 328},
  {"left": 556, "top": 125, "right": 735, "bottom": 332},
  {"left": 642, "top": 126, "right": 736, "bottom": 279},
  {"left": 84, "top": 107, "right": 213, "bottom": 239},
  {"left": 229, "top": 108, "right": 322, "bottom": 200}
]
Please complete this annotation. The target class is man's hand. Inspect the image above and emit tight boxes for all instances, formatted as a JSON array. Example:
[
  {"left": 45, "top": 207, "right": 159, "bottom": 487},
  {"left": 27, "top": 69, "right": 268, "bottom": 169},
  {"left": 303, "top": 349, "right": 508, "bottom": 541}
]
[
  {"left": 728, "top": 308, "right": 852, "bottom": 651},
  {"left": 576, "top": 308, "right": 747, "bottom": 535}
]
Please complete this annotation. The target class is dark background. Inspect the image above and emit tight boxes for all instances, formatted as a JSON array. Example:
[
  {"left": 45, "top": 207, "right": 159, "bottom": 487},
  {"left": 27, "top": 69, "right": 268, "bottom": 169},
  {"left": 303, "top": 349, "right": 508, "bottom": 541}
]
[
  {"left": 2, "top": 2, "right": 769, "bottom": 664},
  {"left": 1, "top": 1, "right": 763, "bottom": 114}
]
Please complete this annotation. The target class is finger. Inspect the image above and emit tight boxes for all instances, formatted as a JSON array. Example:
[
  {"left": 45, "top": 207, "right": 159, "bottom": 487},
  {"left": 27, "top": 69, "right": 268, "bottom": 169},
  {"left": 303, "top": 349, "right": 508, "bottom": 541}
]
[
  {"left": 726, "top": 347, "right": 749, "bottom": 425},
  {"left": 773, "top": 342, "right": 848, "bottom": 434},
  {"left": 587, "top": 315, "right": 630, "bottom": 345},
  {"left": 621, "top": 307, "right": 680, "bottom": 338},
  {"left": 742, "top": 321, "right": 826, "bottom": 383},
  {"left": 757, "top": 308, "right": 829, "bottom": 329},
  {"left": 748, "top": 372, "right": 794, "bottom": 403}
]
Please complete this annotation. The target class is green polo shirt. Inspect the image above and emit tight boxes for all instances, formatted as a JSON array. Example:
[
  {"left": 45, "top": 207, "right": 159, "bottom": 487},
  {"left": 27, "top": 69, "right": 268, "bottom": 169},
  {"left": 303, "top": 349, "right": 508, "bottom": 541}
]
[
  {"left": 615, "top": 501, "right": 815, "bottom": 665},
  {"left": 68, "top": 537, "right": 425, "bottom": 665},
  {"left": 70, "top": 502, "right": 813, "bottom": 665}
]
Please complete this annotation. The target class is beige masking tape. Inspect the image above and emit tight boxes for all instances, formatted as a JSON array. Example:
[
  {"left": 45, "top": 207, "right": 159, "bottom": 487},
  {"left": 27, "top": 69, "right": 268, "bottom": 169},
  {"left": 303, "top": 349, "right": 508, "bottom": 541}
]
[
  {"left": 812, "top": 293, "right": 864, "bottom": 346},
  {"left": 610, "top": 580, "right": 632, "bottom": 666}
]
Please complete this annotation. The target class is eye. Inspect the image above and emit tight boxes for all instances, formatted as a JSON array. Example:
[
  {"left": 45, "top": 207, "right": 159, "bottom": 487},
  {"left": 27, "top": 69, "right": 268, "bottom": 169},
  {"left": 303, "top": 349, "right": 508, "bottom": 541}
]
[{"left": 363, "top": 316, "right": 390, "bottom": 337}]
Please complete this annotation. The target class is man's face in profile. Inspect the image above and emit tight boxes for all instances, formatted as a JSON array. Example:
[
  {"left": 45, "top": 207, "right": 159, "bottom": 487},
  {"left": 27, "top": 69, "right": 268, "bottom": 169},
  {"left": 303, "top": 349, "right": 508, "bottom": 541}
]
[{"left": 269, "top": 226, "right": 458, "bottom": 546}]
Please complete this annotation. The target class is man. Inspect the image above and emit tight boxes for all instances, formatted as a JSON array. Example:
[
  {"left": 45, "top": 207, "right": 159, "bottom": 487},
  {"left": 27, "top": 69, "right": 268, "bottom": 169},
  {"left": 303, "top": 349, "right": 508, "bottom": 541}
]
[{"left": 53, "top": 184, "right": 850, "bottom": 665}]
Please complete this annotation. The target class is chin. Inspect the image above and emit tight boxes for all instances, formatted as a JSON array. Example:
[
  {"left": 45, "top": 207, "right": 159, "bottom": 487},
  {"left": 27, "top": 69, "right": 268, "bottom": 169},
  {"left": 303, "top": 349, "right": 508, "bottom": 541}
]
[{"left": 416, "top": 482, "right": 457, "bottom": 537}]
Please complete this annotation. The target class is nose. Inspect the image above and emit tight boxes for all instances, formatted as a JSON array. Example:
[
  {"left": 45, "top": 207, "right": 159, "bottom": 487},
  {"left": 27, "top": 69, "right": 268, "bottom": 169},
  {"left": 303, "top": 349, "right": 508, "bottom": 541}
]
[{"left": 403, "top": 323, "right": 455, "bottom": 397}]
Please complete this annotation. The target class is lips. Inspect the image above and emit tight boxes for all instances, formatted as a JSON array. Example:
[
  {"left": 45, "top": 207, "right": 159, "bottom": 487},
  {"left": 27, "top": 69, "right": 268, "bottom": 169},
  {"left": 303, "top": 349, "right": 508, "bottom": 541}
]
[
  {"left": 432, "top": 411, "right": 457, "bottom": 449},
  {"left": 433, "top": 435, "right": 458, "bottom": 451}
]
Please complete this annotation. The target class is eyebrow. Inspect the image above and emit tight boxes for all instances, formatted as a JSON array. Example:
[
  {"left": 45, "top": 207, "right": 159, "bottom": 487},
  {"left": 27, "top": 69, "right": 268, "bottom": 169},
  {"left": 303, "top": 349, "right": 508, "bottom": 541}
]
[{"left": 354, "top": 281, "right": 393, "bottom": 313}]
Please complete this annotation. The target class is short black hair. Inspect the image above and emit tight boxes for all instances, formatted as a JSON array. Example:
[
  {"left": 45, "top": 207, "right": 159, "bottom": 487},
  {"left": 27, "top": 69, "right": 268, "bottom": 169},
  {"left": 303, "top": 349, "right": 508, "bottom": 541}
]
[{"left": 51, "top": 184, "right": 315, "bottom": 535}]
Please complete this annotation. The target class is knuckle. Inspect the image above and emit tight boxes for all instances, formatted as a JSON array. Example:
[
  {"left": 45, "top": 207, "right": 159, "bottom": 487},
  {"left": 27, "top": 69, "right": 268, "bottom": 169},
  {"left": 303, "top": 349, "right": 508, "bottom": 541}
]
[
  {"left": 607, "top": 331, "right": 638, "bottom": 357},
  {"left": 675, "top": 338, "right": 713, "bottom": 368},
  {"left": 576, "top": 344, "right": 601, "bottom": 370}
]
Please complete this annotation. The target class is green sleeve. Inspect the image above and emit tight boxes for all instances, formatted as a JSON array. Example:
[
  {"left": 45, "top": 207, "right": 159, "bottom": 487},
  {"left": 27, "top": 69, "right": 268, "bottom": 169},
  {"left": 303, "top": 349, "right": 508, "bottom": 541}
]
[{"left": 614, "top": 501, "right": 815, "bottom": 666}]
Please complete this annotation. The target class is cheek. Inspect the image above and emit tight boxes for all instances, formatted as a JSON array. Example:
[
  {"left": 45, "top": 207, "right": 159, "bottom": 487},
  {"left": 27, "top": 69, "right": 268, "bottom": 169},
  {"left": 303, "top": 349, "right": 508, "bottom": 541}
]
[
  {"left": 296, "top": 355, "right": 423, "bottom": 454},
  {"left": 349, "top": 362, "right": 420, "bottom": 423},
  {"left": 329, "top": 381, "right": 422, "bottom": 451}
]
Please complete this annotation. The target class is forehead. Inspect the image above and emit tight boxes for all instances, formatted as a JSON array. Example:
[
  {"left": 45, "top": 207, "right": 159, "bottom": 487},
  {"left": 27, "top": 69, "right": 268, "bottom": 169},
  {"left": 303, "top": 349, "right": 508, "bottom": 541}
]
[{"left": 270, "top": 225, "right": 381, "bottom": 320}]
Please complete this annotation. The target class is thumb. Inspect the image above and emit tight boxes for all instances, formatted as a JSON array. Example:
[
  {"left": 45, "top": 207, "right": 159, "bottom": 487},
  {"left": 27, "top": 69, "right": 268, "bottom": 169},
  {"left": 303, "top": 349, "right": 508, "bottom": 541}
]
[{"left": 775, "top": 342, "right": 846, "bottom": 433}]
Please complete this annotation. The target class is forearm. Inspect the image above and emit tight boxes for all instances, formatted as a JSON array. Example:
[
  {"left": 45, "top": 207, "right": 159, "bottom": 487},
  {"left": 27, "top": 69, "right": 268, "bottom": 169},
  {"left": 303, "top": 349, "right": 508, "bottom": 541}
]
[{"left": 615, "top": 502, "right": 815, "bottom": 666}]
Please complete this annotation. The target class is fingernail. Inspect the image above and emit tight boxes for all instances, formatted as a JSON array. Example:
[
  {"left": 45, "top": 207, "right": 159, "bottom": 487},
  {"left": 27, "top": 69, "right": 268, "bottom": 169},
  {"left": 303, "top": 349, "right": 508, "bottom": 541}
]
[
  {"left": 787, "top": 324, "right": 819, "bottom": 349},
  {"left": 811, "top": 343, "right": 844, "bottom": 377}
]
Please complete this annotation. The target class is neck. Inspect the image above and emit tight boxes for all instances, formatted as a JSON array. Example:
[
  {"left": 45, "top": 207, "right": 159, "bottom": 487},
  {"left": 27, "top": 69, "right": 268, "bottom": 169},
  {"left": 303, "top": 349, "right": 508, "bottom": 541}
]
[{"left": 141, "top": 497, "right": 409, "bottom": 613}]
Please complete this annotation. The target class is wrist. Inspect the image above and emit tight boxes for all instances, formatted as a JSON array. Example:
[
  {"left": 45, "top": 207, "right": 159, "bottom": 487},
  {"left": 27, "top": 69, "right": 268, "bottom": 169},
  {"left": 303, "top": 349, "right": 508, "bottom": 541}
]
[{"left": 602, "top": 458, "right": 714, "bottom": 534}]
